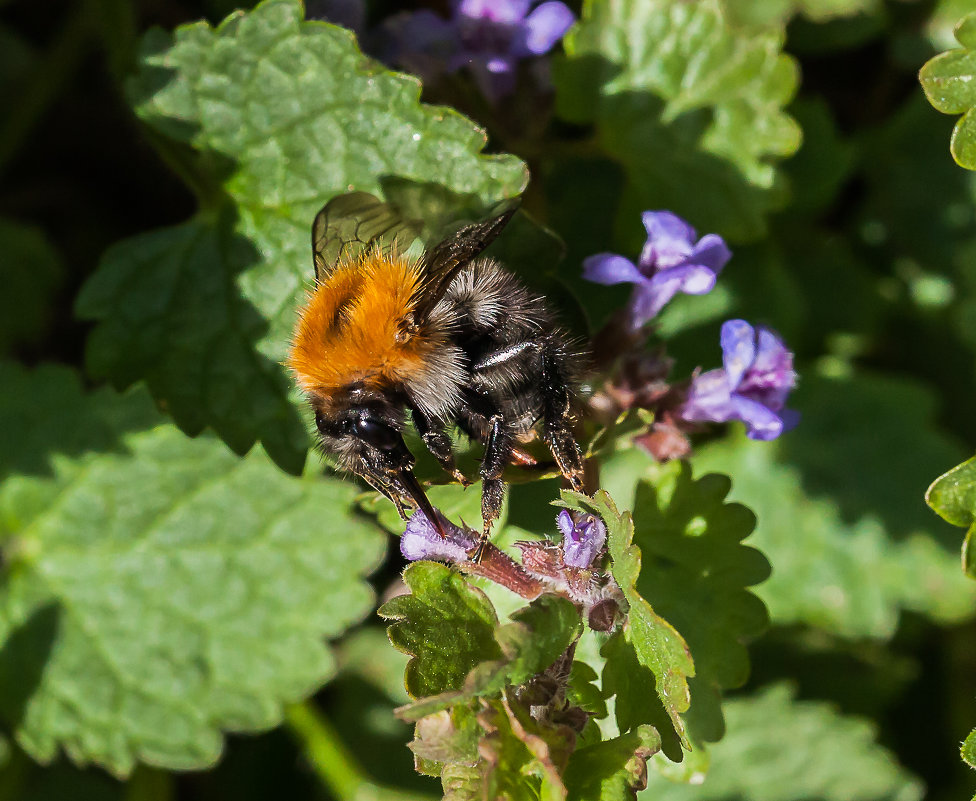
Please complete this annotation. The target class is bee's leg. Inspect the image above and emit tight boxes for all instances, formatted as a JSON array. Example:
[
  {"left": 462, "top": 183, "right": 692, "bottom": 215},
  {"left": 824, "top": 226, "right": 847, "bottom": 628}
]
[
  {"left": 411, "top": 407, "right": 469, "bottom": 486},
  {"left": 540, "top": 343, "right": 584, "bottom": 492},
  {"left": 474, "top": 412, "right": 514, "bottom": 562}
]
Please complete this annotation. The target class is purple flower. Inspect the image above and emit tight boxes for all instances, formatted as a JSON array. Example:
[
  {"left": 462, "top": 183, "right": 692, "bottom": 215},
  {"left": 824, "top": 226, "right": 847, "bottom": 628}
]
[
  {"left": 384, "top": 0, "right": 575, "bottom": 101},
  {"left": 678, "top": 320, "right": 799, "bottom": 441},
  {"left": 401, "top": 509, "right": 476, "bottom": 562},
  {"left": 583, "top": 211, "right": 731, "bottom": 331},
  {"left": 556, "top": 510, "right": 607, "bottom": 569}
]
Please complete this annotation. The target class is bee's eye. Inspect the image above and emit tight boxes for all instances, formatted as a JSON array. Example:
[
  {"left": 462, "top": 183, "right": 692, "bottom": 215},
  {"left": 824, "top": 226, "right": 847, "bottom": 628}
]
[{"left": 353, "top": 418, "right": 400, "bottom": 451}]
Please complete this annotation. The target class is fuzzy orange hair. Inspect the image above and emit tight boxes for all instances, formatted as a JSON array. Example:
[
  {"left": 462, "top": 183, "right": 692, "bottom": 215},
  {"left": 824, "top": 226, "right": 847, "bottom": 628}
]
[{"left": 288, "top": 250, "right": 433, "bottom": 402}]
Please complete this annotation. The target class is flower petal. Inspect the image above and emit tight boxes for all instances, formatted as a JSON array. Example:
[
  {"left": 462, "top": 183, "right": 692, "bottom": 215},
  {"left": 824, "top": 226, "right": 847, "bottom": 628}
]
[
  {"left": 582, "top": 253, "right": 645, "bottom": 286},
  {"left": 688, "top": 233, "right": 732, "bottom": 274},
  {"left": 516, "top": 2, "right": 575, "bottom": 56},
  {"left": 640, "top": 211, "right": 696, "bottom": 269},
  {"left": 678, "top": 368, "right": 736, "bottom": 422},
  {"left": 720, "top": 319, "right": 757, "bottom": 388},
  {"left": 558, "top": 511, "right": 607, "bottom": 569},
  {"left": 556, "top": 508, "right": 575, "bottom": 539},
  {"left": 400, "top": 509, "right": 475, "bottom": 562},
  {"left": 729, "top": 395, "right": 785, "bottom": 441},
  {"left": 456, "top": 0, "right": 530, "bottom": 24}
]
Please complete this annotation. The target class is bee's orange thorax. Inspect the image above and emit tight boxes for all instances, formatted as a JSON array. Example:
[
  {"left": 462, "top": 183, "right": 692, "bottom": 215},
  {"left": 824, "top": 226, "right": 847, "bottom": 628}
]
[{"left": 288, "top": 251, "right": 431, "bottom": 401}]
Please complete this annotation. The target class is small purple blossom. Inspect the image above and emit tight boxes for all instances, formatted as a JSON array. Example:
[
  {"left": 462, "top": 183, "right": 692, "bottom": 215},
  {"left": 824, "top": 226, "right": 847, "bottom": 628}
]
[
  {"left": 556, "top": 510, "right": 607, "bottom": 569},
  {"left": 401, "top": 509, "right": 475, "bottom": 562},
  {"left": 678, "top": 319, "right": 799, "bottom": 441},
  {"left": 583, "top": 211, "right": 731, "bottom": 331},
  {"left": 384, "top": 0, "right": 575, "bottom": 101}
]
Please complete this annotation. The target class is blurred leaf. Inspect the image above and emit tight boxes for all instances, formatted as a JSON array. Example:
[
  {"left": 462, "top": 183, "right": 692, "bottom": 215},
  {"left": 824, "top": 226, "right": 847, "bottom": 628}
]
[
  {"left": 780, "top": 373, "right": 967, "bottom": 546},
  {"left": 693, "top": 431, "right": 976, "bottom": 637},
  {"left": 920, "top": 11, "right": 976, "bottom": 170},
  {"left": 563, "top": 725, "right": 660, "bottom": 801},
  {"left": 639, "top": 684, "right": 923, "bottom": 801},
  {"left": 926, "top": 455, "right": 976, "bottom": 577},
  {"left": 337, "top": 627, "right": 411, "bottom": 705},
  {"left": 0, "top": 218, "right": 62, "bottom": 356},
  {"left": 78, "top": 0, "right": 527, "bottom": 471},
  {"left": 554, "top": 0, "right": 801, "bottom": 240},
  {"left": 721, "top": 0, "right": 881, "bottom": 29},
  {"left": 397, "top": 595, "right": 581, "bottom": 721},
  {"left": 380, "top": 562, "right": 502, "bottom": 699},
  {"left": 0, "top": 364, "right": 386, "bottom": 776}
]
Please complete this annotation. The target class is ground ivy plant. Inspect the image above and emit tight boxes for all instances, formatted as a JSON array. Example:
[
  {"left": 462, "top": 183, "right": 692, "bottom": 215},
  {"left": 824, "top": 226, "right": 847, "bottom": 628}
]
[{"left": 4, "top": 0, "right": 976, "bottom": 799}]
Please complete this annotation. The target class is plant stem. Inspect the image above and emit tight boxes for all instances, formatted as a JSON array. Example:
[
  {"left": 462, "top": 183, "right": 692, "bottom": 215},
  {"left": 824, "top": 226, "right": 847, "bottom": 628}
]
[{"left": 285, "top": 701, "right": 366, "bottom": 801}]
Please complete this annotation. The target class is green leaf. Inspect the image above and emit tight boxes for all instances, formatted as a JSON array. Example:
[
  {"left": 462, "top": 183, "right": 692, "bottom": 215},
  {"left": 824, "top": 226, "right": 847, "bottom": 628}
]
[
  {"left": 693, "top": 432, "right": 976, "bottom": 637},
  {"left": 0, "top": 218, "right": 62, "bottom": 357},
  {"left": 397, "top": 595, "right": 581, "bottom": 721},
  {"left": 926, "top": 456, "right": 976, "bottom": 577},
  {"left": 78, "top": 0, "right": 527, "bottom": 471},
  {"left": 0, "top": 364, "right": 386, "bottom": 776},
  {"left": 963, "top": 727, "right": 976, "bottom": 770},
  {"left": 720, "top": 0, "right": 880, "bottom": 30},
  {"left": 379, "top": 562, "right": 503, "bottom": 699},
  {"left": 553, "top": 0, "right": 801, "bottom": 240},
  {"left": 921, "top": 11, "right": 976, "bottom": 170},
  {"left": 640, "top": 684, "right": 923, "bottom": 801},
  {"left": 564, "top": 490, "right": 695, "bottom": 747},
  {"left": 563, "top": 726, "right": 660, "bottom": 801}
]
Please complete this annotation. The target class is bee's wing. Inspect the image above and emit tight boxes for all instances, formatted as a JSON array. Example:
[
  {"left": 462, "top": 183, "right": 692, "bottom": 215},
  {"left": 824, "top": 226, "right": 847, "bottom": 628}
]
[
  {"left": 311, "top": 192, "right": 422, "bottom": 281},
  {"left": 414, "top": 200, "right": 519, "bottom": 320}
]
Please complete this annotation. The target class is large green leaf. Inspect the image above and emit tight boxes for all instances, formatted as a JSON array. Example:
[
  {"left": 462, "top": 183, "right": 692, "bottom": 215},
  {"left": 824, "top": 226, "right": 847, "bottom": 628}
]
[
  {"left": 563, "top": 726, "right": 660, "bottom": 801},
  {"left": 77, "top": 0, "right": 527, "bottom": 472},
  {"left": 553, "top": 0, "right": 801, "bottom": 241},
  {"left": 0, "top": 363, "right": 386, "bottom": 776},
  {"left": 921, "top": 11, "right": 976, "bottom": 170},
  {"left": 640, "top": 684, "right": 922, "bottom": 801}
]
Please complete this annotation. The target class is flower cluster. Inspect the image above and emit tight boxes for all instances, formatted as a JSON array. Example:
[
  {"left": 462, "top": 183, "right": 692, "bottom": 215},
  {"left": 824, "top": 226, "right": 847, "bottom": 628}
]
[
  {"left": 584, "top": 209, "right": 798, "bottom": 447},
  {"left": 383, "top": 0, "right": 575, "bottom": 101}
]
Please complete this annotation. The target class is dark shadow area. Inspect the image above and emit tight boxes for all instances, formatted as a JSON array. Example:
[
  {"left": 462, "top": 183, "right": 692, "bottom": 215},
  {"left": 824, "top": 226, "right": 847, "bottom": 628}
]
[{"left": 0, "top": 602, "right": 61, "bottom": 737}]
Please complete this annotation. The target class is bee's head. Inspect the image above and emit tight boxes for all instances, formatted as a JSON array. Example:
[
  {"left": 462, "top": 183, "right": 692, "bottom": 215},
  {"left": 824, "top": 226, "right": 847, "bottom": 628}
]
[{"left": 310, "top": 384, "right": 441, "bottom": 528}]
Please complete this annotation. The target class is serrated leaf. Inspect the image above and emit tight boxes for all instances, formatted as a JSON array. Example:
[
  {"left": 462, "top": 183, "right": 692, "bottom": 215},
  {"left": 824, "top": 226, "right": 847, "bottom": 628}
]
[
  {"left": 563, "top": 725, "right": 660, "bottom": 801},
  {"left": 397, "top": 595, "right": 581, "bottom": 721},
  {"left": 379, "top": 562, "right": 502, "bottom": 699},
  {"left": 926, "top": 456, "right": 976, "bottom": 577},
  {"left": 565, "top": 490, "right": 695, "bottom": 747},
  {"left": 78, "top": 0, "right": 527, "bottom": 470},
  {"left": 692, "top": 432, "right": 976, "bottom": 637},
  {"left": 0, "top": 364, "right": 386, "bottom": 776},
  {"left": 639, "top": 684, "right": 923, "bottom": 801},
  {"left": 553, "top": 0, "right": 801, "bottom": 240},
  {"left": 921, "top": 11, "right": 976, "bottom": 170}
]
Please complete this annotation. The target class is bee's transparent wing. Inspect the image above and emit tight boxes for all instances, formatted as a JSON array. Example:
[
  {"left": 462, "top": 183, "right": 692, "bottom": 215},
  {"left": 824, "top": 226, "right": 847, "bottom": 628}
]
[
  {"left": 414, "top": 200, "right": 519, "bottom": 320},
  {"left": 311, "top": 192, "right": 423, "bottom": 281}
]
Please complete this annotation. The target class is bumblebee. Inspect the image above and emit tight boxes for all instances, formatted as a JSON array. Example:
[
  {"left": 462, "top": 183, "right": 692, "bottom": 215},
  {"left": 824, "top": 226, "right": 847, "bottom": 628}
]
[{"left": 288, "top": 192, "right": 585, "bottom": 555}]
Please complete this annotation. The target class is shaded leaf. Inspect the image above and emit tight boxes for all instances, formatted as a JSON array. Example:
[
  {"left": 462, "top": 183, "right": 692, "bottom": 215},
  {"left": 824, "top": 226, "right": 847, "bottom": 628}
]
[
  {"left": 554, "top": 0, "right": 801, "bottom": 240},
  {"left": 0, "top": 218, "right": 62, "bottom": 357},
  {"left": 640, "top": 684, "right": 923, "bottom": 801},
  {"left": 0, "top": 364, "right": 386, "bottom": 776}
]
